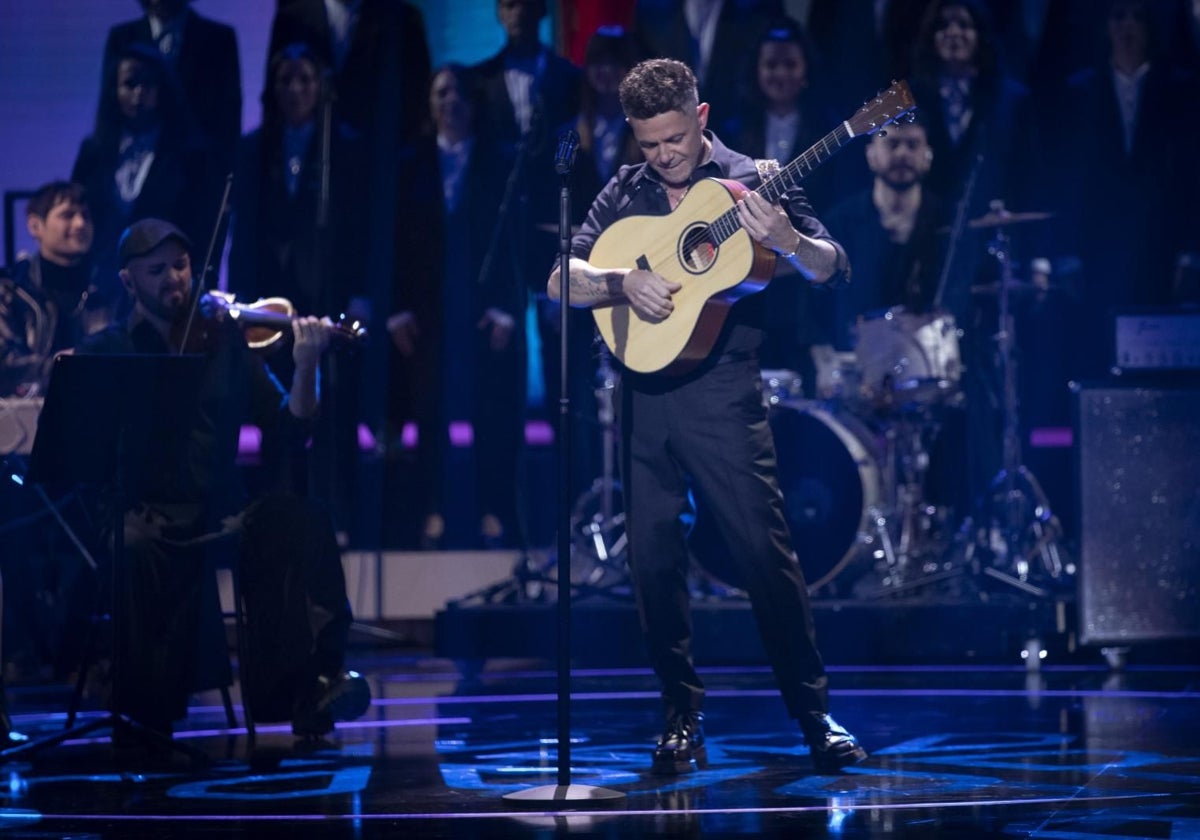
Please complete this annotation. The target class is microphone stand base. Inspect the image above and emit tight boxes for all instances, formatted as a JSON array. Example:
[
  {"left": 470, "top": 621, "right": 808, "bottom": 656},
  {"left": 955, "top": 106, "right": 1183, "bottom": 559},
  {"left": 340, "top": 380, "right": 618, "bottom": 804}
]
[{"left": 503, "top": 783, "right": 626, "bottom": 804}]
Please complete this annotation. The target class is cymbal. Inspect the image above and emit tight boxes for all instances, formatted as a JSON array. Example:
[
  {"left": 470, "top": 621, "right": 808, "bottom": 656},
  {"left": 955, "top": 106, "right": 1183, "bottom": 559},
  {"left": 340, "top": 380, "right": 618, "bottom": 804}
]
[
  {"left": 966, "top": 209, "right": 1053, "bottom": 229},
  {"left": 970, "top": 281, "right": 1067, "bottom": 295}
]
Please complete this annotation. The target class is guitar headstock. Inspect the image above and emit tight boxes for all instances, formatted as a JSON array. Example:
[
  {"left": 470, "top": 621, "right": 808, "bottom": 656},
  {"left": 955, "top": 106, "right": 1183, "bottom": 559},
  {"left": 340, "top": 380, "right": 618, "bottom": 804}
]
[{"left": 846, "top": 80, "right": 917, "bottom": 138}]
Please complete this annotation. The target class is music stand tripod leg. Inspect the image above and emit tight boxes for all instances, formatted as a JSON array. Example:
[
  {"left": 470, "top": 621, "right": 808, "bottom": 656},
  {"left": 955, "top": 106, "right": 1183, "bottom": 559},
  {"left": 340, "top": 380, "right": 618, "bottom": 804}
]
[
  {"left": 7, "top": 354, "right": 218, "bottom": 765},
  {"left": 0, "top": 503, "right": 210, "bottom": 767}
]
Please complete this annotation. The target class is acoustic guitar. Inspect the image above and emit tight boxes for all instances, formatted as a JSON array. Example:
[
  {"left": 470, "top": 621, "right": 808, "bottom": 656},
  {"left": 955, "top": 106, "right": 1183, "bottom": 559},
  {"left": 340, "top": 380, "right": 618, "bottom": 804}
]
[{"left": 590, "top": 80, "right": 916, "bottom": 374}]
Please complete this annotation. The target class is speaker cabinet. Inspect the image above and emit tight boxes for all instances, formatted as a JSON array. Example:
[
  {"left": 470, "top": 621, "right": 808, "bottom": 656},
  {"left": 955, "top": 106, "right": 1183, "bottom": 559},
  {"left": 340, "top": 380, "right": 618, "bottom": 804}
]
[{"left": 1075, "top": 385, "right": 1200, "bottom": 645}]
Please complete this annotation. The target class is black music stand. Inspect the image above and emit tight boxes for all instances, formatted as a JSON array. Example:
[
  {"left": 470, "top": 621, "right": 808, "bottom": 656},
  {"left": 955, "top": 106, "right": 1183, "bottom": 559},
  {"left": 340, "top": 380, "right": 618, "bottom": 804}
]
[{"left": 1, "top": 353, "right": 210, "bottom": 765}]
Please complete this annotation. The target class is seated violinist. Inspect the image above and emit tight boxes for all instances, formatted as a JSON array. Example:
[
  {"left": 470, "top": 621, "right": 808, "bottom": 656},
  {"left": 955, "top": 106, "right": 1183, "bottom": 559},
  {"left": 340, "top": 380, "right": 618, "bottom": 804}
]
[{"left": 78, "top": 218, "right": 370, "bottom": 740}]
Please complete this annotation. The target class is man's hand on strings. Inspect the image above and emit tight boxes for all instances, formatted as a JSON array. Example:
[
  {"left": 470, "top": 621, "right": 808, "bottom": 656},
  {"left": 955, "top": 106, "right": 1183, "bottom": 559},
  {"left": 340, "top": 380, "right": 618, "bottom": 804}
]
[{"left": 623, "top": 269, "right": 682, "bottom": 323}]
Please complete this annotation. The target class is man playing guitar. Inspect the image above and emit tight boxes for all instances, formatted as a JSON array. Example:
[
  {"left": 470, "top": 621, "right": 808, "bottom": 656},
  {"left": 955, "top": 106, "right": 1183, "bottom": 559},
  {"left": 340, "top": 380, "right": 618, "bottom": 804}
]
[{"left": 547, "top": 58, "right": 867, "bottom": 775}]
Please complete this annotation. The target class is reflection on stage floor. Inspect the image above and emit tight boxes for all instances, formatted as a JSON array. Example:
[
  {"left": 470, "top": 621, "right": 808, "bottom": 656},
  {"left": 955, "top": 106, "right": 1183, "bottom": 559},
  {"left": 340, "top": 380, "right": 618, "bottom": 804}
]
[{"left": 1, "top": 650, "right": 1197, "bottom": 838}]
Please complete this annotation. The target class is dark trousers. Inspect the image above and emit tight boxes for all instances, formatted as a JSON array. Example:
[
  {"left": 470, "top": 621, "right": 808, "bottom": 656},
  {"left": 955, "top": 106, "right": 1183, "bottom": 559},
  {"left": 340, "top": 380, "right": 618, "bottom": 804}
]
[
  {"left": 115, "top": 494, "right": 352, "bottom": 726},
  {"left": 621, "top": 358, "right": 829, "bottom": 721}
]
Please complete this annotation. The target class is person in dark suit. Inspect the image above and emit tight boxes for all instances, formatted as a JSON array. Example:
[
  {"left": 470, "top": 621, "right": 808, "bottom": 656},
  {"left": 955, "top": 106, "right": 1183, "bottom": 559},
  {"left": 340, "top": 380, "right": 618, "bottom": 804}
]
[
  {"left": 387, "top": 64, "right": 525, "bottom": 549},
  {"left": 572, "top": 25, "right": 644, "bottom": 201},
  {"left": 229, "top": 43, "right": 368, "bottom": 319},
  {"left": 908, "top": 1, "right": 1057, "bottom": 523},
  {"left": 73, "top": 42, "right": 216, "bottom": 292},
  {"left": 806, "top": 0, "right": 930, "bottom": 115},
  {"left": 632, "top": 0, "right": 783, "bottom": 125},
  {"left": 228, "top": 42, "right": 370, "bottom": 540},
  {"left": 908, "top": 0, "right": 1043, "bottom": 239},
  {"left": 1047, "top": 0, "right": 1200, "bottom": 379},
  {"left": 466, "top": 0, "right": 583, "bottom": 538},
  {"left": 98, "top": 0, "right": 241, "bottom": 177},
  {"left": 269, "top": 3, "right": 433, "bottom": 508},
  {"left": 267, "top": 0, "right": 432, "bottom": 146},
  {"left": 718, "top": 17, "right": 839, "bottom": 384},
  {"left": 719, "top": 18, "right": 835, "bottom": 208}
]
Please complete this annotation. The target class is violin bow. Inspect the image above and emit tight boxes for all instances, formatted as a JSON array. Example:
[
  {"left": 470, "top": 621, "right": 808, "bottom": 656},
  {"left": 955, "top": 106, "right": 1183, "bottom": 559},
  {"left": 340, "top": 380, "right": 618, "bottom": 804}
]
[{"left": 178, "top": 173, "right": 234, "bottom": 355}]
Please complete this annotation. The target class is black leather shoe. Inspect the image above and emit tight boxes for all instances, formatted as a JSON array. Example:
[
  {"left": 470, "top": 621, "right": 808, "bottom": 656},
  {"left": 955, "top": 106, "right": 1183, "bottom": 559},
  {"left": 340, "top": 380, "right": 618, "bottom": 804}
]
[
  {"left": 800, "top": 711, "right": 868, "bottom": 773},
  {"left": 651, "top": 711, "right": 707, "bottom": 775},
  {"left": 293, "top": 671, "right": 372, "bottom": 738}
]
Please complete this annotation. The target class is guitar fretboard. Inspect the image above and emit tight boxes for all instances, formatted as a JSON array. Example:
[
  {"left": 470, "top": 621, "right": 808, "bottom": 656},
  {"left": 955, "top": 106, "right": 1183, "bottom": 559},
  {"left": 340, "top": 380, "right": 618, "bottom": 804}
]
[{"left": 708, "top": 122, "right": 856, "bottom": 247}]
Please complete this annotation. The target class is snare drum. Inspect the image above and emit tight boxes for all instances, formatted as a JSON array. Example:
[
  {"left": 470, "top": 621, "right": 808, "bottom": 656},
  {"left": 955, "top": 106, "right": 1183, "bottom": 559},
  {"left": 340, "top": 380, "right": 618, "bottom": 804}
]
[
  {"left": 689, "top": 400, "right": 884, "bottom": 593},
  {"left": 856, "top": 307, "right": 962, "bottom": 408}
]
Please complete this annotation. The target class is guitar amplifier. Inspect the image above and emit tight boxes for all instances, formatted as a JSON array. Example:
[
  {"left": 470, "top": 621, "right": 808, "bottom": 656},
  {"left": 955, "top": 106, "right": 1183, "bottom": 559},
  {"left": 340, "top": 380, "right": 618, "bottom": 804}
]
[
  {"left": 1113, "top": 309, "right": 1200, "bottom": 373},
  {"left": 1075, "top": 384, "right": 1200, "bottom": 645},
  {"left": 0, "top": 396, "right": 43, "bottom": 455}
]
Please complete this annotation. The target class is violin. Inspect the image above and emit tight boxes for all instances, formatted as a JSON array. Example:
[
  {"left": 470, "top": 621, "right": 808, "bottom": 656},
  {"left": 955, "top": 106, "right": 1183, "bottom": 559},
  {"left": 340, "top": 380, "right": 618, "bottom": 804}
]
[
  {"left": 175, "top": 175, "right": 367, "bottom": 354},
  {"left": 201, "top": 290, "right": 368, "bottom": 351}
]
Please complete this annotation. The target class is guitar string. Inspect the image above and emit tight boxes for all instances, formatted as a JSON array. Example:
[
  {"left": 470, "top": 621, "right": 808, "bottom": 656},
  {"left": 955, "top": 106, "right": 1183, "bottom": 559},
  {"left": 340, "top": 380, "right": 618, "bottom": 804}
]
[
  {"left": 707, "top": 123, "right": 852, "bottom": 248},
  {"left": 706, "top": 88, "right": 909, "bottom": 248}
]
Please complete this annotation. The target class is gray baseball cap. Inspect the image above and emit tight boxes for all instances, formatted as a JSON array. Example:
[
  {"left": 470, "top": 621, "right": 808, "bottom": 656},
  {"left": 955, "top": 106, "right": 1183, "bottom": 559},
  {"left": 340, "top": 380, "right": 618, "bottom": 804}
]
[{"left": 118, "top": 218, "right": 192, "bottom": 266}]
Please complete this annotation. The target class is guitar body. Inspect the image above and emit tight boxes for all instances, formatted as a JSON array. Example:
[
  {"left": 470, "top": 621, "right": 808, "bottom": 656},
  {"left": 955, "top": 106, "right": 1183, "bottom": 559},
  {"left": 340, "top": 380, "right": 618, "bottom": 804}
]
[{"left": 590, "top": 178, "right": 776, "bottom": 374}]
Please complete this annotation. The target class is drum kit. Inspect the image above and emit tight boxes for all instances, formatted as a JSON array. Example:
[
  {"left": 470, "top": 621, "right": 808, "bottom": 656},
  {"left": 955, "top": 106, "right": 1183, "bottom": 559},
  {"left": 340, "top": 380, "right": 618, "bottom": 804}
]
[
  {"left": 744, "top": 304, "right": 968, "bottom": 599},
  {"left": 567, "top": 203, "right": 1070, "bottom": 603}
]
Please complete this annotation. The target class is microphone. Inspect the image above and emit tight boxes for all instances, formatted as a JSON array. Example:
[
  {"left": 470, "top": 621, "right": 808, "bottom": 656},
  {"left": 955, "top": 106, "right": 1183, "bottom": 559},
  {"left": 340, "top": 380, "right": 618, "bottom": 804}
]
[{"left": 554, "top": 130, "right": 579, "bottom": 175}]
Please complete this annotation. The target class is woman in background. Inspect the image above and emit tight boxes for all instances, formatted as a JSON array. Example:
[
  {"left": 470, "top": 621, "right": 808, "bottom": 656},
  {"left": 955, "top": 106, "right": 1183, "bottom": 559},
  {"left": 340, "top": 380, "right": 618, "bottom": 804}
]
[{"left": 72, "top": 42, "right": 213, "bottom": 287}]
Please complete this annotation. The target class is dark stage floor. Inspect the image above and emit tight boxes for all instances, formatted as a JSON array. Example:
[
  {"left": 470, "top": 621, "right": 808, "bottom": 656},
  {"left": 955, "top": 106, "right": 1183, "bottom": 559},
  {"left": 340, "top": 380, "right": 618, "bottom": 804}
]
[{"left": 1, "top": 644, "right": 1198, "bottom": 838}]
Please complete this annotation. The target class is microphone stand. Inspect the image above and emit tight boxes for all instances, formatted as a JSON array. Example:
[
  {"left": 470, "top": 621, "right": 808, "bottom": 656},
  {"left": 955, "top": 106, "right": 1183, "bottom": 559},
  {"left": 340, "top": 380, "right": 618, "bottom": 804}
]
[{"left": 503, "top": 132, "right": 624, "bottom": 805}]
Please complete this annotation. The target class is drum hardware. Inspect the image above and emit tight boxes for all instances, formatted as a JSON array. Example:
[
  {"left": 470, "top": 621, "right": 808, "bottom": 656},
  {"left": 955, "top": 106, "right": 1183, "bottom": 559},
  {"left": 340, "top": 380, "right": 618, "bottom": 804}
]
[
  {"left": 854, "top": 407, "right": 958, "bottom": 598},
  {"left": 969, "top": 280, "right": 1067, "bottom": 296},
  {"left": 824, "top": 303, "right": 963, "bottom": 596},
  {"left": 810, "top": 345, "right": 863, "bottom": 404},
  {"left": 564, "top": 343, "right": 632, "bottom": 598},
  {"left": 937, "top": 209, "right": 1055, "bottom": 236},
  {"left": 1, "top": 397, "right": 99, "bottom": 572},
  {"left": 760, "top": 369, "right": 804, "bottom": 407},
  {"left": 687, "top": 400, "right": 885, "bottom": 598},
  {"left": 965, "top": 208, "right": 1053, "bottom": 229},
  {"left": 953, "top": 202, "right": 1066, "bottom": 596}
]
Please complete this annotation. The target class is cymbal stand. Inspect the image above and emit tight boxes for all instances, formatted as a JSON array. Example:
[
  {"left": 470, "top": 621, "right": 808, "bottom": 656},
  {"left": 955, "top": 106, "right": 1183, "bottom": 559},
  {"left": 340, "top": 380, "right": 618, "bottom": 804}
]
[
  {"left": 869, "top": 408, "right": 957, "bottom": 596},
  {"left": 963, "top": 206, "right": 1065, "bottom": 596},
  {"left": 566, "top": 343, "right": 631, "bottom": 597}
]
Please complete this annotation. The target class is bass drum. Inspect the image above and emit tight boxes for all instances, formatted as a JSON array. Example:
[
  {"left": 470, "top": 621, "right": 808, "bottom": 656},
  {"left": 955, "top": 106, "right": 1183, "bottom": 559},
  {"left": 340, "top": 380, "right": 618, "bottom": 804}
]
[{"left": 689, "top": 401, "right": 884, "bottom": 595}]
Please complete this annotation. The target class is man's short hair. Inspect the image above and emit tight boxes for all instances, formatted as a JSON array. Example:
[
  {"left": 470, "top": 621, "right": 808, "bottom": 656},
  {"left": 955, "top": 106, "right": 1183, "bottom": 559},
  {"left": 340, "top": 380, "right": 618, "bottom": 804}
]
[
  {"left": 618, "top": 58, "right": 699, "bottom": 121},
  {"left": 27, "top": 181, "right": 87, "bottom": 220}
]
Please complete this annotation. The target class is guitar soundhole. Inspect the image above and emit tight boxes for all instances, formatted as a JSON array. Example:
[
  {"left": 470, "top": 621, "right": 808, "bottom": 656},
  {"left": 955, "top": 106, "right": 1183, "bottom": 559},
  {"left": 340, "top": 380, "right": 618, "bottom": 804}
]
[{"left": 678, "top": 224, "right": 717, "bottom": 275}]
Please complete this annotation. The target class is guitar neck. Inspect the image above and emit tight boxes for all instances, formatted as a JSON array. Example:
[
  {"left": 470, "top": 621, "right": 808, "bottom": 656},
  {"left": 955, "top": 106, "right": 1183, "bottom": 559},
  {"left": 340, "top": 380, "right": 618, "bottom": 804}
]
[{"left": 709, "top": 121, "right": 857, "bottom": 247}]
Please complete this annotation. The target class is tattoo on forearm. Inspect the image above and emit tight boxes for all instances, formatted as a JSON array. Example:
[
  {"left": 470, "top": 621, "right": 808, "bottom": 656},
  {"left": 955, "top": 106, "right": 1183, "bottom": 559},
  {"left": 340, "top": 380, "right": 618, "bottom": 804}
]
[{"left": 571, "top": 267, "right": 625, "bottom": 303}]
